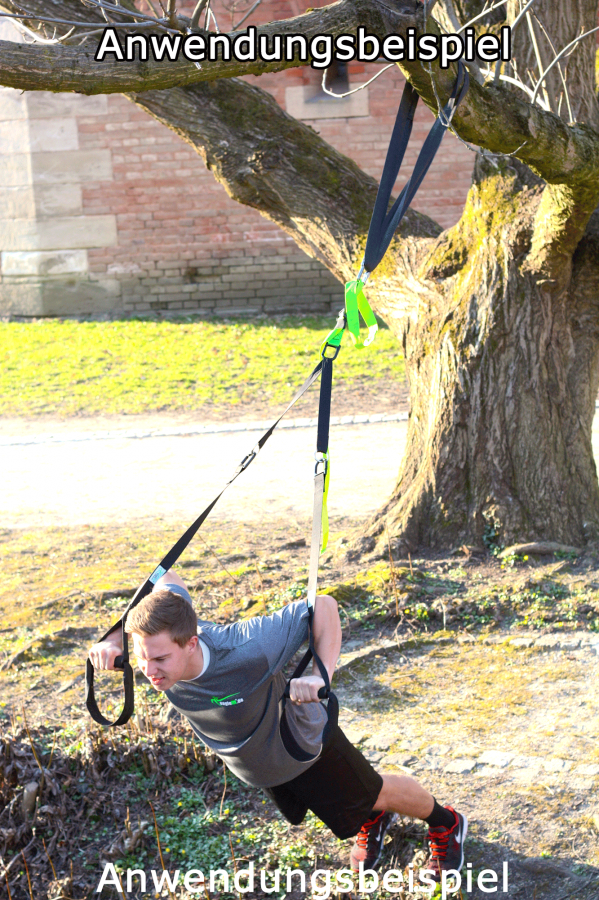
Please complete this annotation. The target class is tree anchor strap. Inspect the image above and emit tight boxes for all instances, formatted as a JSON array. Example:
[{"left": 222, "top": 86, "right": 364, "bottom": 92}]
[{"left": 363, "top": 61, "right": 469, "bottom": 276}]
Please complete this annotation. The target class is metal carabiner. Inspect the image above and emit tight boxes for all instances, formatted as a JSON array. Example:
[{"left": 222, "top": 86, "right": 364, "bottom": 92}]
[
  {"left": 231, "top": 446, "right": 259, "bottom": 481},
  {"left": 357, "top": 261, "right": 370, "bottom": 285}
]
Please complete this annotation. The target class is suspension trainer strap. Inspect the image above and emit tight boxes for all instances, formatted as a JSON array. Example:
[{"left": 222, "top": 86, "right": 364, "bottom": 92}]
[
  {"left": 363, "top": 62, "right": 469, "bottom": 276},
  {"left": 279, "top": 328, "right": 342, "bottom": 761},
  {"left": 86, "top": 359, "right": 325, "bottom": 727},
  {"left": 308, "top": 353, "right": 333, "bottom": 606},
  {"left": 280, "top": 71, "right": 471, "bottom": 760}
]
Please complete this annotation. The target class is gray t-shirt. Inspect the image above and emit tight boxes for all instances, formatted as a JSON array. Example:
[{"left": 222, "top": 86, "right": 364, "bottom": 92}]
[{"left": 165, "top": 600, "right": 327, "bottom": 788}]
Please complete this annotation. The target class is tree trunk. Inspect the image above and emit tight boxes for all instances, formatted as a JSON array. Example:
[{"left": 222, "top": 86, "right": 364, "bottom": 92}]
[
  {"left": 369, "top": 154, "right": 599, "bottom": 552},
  {"left": 507, "top": 0, "right": 599, "bottom": 128}
]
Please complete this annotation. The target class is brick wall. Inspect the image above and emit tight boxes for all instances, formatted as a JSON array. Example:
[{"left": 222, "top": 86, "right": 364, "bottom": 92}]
[{"left": 0, "top": 2, "right": 475, "bottom": 318}]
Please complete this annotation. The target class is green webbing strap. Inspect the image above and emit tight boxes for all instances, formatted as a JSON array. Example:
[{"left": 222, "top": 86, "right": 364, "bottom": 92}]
[
  {"left": 345, "top": 279, "right": 378, "bottom": 349},
  {"left": 321, "top": 450, "right": 330, "bottom": 553},
  {"left": 320, "top": 306, "right": 346, "bottom": 357}
]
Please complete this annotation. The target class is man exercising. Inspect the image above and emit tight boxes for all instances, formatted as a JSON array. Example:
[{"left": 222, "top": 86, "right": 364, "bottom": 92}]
[{"left": 89, "top": 570, "right": 467, "bottom": 881}]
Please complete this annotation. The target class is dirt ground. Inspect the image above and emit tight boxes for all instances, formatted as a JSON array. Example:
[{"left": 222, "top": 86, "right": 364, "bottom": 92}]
[
  {"left": 1, "top": 370, "right": 598, "bottom": 899},
  {"left": 1, "top": 514, "right": 599, "bottom": 899}
]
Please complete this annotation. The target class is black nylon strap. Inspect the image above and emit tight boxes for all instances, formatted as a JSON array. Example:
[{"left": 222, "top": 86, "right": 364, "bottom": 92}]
[
  {"left": 363, "top": 62, "right": 469, "bottom": 275},
  {"left": 316, "top": 356, "right": 332, "bottom": 455},
  {"left": 86, "top": 359, "right": 324, "bottom": 727},
  {"left": 280, "top": 607, "right": 339, "bottom": 762}
]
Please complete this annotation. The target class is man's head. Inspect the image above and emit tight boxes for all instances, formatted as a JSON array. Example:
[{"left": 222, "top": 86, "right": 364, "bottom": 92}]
[{"left": 125, "top": 589, "right": 200, "bottom": 691}]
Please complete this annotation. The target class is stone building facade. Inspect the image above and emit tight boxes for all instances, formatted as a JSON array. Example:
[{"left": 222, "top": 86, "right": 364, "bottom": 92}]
[{"left": 0, "top": 3, "right": 475, "bottom": 318}]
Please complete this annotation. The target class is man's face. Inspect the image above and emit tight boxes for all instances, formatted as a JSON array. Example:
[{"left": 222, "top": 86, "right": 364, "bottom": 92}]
[{"left": 132, "top": 631, "right": 197, "bottom": 691}]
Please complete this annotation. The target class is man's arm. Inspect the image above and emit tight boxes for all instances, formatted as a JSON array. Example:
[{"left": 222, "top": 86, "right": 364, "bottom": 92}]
[
  {"left": 87, "top": 568, "right": 187, "bottom": 670},
  {"left": 88, "top": 628, "right": 123, "bottom": 671},
  {"left": 288, "top": 594, "right": 341, "bottom": 705}
]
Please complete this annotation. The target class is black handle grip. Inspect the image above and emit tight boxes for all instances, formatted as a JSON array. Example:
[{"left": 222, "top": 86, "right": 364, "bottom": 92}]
[
  {"left": 86, "top": 657, "right": 135, "bottom": 727},
  {"left": 114, "top": 655, "right": 124, "bottom": 670},
  {"left": 282, "top": 685, "right": 330, "bottom": 701}
]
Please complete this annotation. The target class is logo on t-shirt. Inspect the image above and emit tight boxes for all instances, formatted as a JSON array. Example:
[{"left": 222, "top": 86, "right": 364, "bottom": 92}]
[{"left": 210, "top": 692, "right": 244, "bottom": 707}]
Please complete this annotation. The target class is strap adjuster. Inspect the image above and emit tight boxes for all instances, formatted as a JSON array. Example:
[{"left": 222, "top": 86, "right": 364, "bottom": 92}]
[
  {"left": 320, "top": 308, "right": 346, "bottom": 359},
  {"left": 238, "top": 448, "right": 257, "bottom": 472}
]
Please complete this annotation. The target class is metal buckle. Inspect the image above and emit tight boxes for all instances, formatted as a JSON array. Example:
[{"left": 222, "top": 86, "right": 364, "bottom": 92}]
[
  {"left": 314, "top": 451, "right": 328, "bottom": 477},
  {"left": 239, "top": 448, "right": 257, "bottom": 472},
  {"left": 322, "top": 342, "right": 341, "bottom": 360}
]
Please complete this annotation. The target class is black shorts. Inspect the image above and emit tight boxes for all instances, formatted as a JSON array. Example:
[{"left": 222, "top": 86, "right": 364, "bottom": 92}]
[{"left": 264, "top": 726, "right": 383, "bottom": 840}]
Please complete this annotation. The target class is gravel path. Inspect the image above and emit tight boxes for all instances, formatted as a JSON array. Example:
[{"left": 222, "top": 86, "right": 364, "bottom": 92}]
[
  {"left": 0, "top": 418, "right": 405, "bottom": 528},
  {"left": 4, "top": 411, "right": 599, "bottom": 529},
  {"left": 336, "top": 631, "right": 599, "bottom": 898}
]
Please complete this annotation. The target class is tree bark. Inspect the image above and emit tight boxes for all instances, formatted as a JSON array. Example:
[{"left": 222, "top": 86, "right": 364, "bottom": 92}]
[
  {"left": 369, "top": 154, "right": 599, "bottom": 551},
  {"left": 362, "top": 0, "right": 599, "bottom": 551}
]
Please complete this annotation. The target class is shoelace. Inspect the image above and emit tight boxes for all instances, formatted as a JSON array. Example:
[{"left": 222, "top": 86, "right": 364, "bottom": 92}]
[
  {"left": 428, "top": 825, "right": 452, "bottom": 860},
  {"left": 356, "top": 811, "right": 386, "bottom": 848}
]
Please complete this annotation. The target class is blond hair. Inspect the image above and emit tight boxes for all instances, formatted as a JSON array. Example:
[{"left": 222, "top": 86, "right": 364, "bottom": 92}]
[{"left": 125, "top": 589, "right": 197, "bottom": 647}]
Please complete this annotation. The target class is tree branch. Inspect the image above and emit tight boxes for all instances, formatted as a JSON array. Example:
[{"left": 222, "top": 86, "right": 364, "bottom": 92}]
[
  {"left": 398, "top": 20, "right": 599, "bottom": 193},
  {"left": 0, "top": 0, "right": 598, "bottom": 199},
  {"left": 127, "top": 77, "right": 441, "bottom": 285},
  {"left": 2, "top": 0, "right": 599, "bottom": 297},
  {"left": 0, "top": 0, "right": 401, "bottom": 92}
]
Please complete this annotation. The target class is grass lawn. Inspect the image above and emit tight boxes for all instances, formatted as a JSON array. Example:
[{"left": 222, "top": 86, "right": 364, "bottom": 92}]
[{"left": 0, "top": 316, "right": 405, "bottom": 417}]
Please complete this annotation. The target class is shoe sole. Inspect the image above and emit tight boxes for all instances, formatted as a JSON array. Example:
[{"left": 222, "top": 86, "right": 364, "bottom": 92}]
[{"left": 456, "top": 814, "right": 468, "bottom": 871}]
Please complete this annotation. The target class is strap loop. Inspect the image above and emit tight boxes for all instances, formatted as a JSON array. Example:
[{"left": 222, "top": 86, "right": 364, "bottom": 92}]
[
  {"left": 363, "top": 62, "right": 469, "bottom": 277},
  {"left": 345, "top": 279, "right": 378, "bottom": 349}
]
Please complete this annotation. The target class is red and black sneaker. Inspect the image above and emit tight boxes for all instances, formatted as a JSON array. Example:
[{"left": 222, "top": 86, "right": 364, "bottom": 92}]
[
  {"left": 350, "top": 810, "right": 398, "bottom": 871},
  {"left": 425, "top": 807, "right": 468, "bottom": 882}
]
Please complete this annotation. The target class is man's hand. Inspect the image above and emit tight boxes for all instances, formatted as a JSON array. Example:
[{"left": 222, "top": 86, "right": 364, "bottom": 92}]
[
  {"left": 289, "top": 674, "right": 326, "bottom": 704},
  {"left": 88, "top": 635, "right": 123, "bottom": 671}
]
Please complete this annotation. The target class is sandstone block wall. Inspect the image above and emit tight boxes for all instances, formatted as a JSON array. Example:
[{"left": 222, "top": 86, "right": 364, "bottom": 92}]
[{"left": 0, "top": 4, "right": 475, "bottom": 318}]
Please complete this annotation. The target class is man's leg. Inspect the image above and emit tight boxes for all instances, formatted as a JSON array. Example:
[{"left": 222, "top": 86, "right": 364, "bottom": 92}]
[
  {"left": 372, "top": 772, "right": 435, "bottom": 819},
  {"left": 351, "top": 771, "right": 467, "bottom": 881}
]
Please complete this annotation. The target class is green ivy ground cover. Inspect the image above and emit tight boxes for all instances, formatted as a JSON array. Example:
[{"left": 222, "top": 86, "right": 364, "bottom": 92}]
[{"left": 0, "top": 317, "right": 405, "bottom": 417}]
